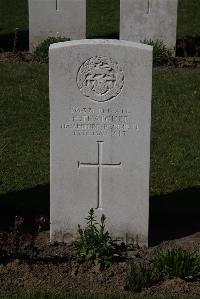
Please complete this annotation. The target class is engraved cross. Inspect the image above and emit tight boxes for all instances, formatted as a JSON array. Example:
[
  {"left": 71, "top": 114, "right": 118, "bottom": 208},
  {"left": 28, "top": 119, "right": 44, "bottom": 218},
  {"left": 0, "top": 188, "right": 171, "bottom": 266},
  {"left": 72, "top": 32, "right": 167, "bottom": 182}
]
[
  {"left": 78, "top": 141, "right": 122, "bottom": 210},
  {"left": 56, "top": 0, "right": 59, "bottom": 11},
  {"left": 147, "top": 0, "right": 151, "bottom": 14}
]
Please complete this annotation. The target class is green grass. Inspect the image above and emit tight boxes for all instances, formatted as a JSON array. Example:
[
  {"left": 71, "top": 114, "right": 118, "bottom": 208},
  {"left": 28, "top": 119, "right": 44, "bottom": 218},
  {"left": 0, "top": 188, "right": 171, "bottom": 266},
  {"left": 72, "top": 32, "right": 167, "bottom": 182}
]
[
  {"left": 0, "top": 0, "right": 200, "bottom": 38},
  {"left": 150, "top": 68, "right": 200, "bottom": 195},
  {"left": 87, "top": 0, "right": 119, "bottom": 38},
  {"left": 177, "top": 0, "right": 200, "bottom": 38},
  {"left": 0, "top": 64, "right": 49, "bottom": 194},
  {"left": 0, "top": 0, "right": 28, "bottom": 35},
  {"left": 0, "top": 64, "right": 199, "bottom": 196}
]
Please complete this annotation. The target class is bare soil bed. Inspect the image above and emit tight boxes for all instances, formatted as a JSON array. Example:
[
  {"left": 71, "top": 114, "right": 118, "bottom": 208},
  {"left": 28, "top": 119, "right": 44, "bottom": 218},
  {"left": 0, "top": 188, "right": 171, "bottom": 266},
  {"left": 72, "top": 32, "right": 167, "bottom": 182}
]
[
  {"left": 0, "top": 230, "right": 200, "bottom": 296},
  {"left": 1, "top": 51, "right": 200, "bottom": 68}
]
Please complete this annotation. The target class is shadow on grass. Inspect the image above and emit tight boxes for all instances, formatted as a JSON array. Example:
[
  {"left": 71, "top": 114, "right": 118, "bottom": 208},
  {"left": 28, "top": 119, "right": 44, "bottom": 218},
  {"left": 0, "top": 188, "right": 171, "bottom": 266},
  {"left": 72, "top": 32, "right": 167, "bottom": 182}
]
[
  {"left": 0, "top": 185, "right": 199, "bottom": 245},
  {"left": 176, "top": 36, "right": 200, "bottom": 57},
  {"left": 0, "top": 30, "right": 29, "bottom": 51},
  {"left": 0, "top": 185, "right": 49, "bottom": 231},
  {"left": 87, "top": 33, "right": 119, "bottom": 40},
  {"left": 149, "top": 187, "right": 200, "bottom": 246}
]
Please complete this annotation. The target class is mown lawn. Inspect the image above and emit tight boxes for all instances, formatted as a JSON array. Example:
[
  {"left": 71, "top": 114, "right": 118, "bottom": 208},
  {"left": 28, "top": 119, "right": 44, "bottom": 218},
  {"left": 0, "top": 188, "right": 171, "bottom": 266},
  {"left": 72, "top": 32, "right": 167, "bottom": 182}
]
[
  {"left": 0, "top": 64, "right": 49, "bottom": 194},
  {"left": 0, "top": 0, "right": 200, "bottom": 38},
  {"left": 0, "top": 64, "right": 199, "bottom": 196},
  {"left": 151, "top": 68, "right": 200, "bottom": 194},
  {"left": 0, "top": 0, "right": 28, "bottom": 35},
  {"left": 87, "top": 0, "right": 119, "bottom": 38},
  {"left": 177, "top": 0, "right": 200, "bottom": 38}
]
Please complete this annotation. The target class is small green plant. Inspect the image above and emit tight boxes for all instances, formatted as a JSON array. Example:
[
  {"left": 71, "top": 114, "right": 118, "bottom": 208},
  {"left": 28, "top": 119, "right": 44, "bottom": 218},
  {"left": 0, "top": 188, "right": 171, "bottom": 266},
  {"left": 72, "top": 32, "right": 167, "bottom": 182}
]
[
  {"left": 33, "top": 36, "right": 70, "bottom": 63},
  {"left": 74, "top": 208, "right": 124, "bottom": 269},
  {"left": 125, "top": 263, "right": 160, "bottom": 292},
  {"left": 152, "top": 249, "right": 200, "bottom": 281},
  {"left": 143, "top": 39, "right": 173, "bottom": 66}
]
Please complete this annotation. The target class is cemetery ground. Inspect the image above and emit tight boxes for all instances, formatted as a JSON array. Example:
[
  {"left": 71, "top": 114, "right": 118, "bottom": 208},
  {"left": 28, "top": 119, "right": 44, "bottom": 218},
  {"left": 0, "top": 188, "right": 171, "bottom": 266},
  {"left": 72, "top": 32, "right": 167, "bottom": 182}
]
[
  {"left": 0, "top": 0, "right": 200, "bottom": 51},
  {"left": 0, "top": 65, "right": 200, "bottom": 296},
  {"left": 0, "top": 0, "right": 200, "bottom": 298}
]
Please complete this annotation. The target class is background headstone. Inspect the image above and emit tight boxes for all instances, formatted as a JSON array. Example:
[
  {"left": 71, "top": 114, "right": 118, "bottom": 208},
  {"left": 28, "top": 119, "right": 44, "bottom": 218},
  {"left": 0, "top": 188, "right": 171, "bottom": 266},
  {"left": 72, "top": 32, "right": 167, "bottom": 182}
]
[
  {"left": 50, "top": 40, "right": 152, "bottom": 246},
  {"left": 120, "top": 0, "right": 178, "bottom": 50},
  {"left": 29, "top": 0, "right": 86, "bottom": 51}
]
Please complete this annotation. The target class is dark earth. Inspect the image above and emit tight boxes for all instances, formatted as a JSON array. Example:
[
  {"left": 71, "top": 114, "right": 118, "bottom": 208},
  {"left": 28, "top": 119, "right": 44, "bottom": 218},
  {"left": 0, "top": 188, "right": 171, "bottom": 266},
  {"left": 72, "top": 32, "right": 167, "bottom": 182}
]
[
  {"left": 0, "top": 35, "right": 200, "bottom": 295},
  {"left": 1, "top": 51, "right": 200, "bottom": 68},
  {"left": 0, "top": 227, "right": 200, "bottom": 296}
]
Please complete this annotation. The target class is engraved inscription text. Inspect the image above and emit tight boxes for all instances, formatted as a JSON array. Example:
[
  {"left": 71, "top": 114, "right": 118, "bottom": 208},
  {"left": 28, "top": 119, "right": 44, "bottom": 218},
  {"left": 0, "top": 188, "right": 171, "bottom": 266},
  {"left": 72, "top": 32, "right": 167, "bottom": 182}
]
[{"left": 61, "top": 106, "right": 139, "bottom": 137}]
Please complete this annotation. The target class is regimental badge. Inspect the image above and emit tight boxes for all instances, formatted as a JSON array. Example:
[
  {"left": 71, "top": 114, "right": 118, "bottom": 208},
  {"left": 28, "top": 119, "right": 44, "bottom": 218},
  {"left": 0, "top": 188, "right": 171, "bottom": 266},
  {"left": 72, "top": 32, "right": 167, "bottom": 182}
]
[{"left": 77, "top": 56, "right": 124, "bottom": 102}]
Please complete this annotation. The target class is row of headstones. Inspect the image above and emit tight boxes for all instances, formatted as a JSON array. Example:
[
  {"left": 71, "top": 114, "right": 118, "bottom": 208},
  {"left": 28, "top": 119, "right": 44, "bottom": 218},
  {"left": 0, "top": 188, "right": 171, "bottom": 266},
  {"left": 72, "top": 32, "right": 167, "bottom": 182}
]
[
  {"left": 48, "top": 1, "right": 177, "bottom": 246},
  {"left": 29, "top": 0, "right": 178, "bottom": 51}
]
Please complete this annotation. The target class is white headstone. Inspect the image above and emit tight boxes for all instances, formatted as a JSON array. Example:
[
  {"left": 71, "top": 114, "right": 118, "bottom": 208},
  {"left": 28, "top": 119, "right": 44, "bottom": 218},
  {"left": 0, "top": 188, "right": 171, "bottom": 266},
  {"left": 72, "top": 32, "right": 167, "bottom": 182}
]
[
  {"left": 29, "top": 0, "right": 86, "bottom": 51},
  {"left": 120, "top": 0, "right": 178, "bottom": 50},
  {"left": 50, "top": 40, "right": 152, "bottom": 246}
]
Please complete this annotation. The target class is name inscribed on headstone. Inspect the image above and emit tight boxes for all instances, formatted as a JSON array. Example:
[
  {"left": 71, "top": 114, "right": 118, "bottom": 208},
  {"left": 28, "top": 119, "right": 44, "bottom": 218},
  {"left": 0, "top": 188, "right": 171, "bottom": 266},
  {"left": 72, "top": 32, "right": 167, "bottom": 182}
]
[{"left": 60, "top": 106, "right": 139, "bottom": 137}]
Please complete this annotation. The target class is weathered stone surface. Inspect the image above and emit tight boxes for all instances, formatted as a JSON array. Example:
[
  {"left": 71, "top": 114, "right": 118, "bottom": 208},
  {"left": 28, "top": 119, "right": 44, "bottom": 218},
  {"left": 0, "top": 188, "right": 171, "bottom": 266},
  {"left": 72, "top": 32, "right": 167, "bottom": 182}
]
[
  {"left": 29, "top": 0, "right": 86, "bottom": 51},
  {"left": 120, "top": 0, "right": 178, "bottom": 50},
  {"left": 49, "top": 40, "right": 152, "bottom": 246}
]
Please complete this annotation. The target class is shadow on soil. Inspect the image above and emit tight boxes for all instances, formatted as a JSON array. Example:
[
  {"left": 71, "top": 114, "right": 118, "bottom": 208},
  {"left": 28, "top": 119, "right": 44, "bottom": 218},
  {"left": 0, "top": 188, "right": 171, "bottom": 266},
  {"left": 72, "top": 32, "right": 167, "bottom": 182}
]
[
  {"left": 0, "top": 185, "right": 199, "bottom": 246},
  {"left": 149, "top": 187, "right": 200, "bottom": 246},
  {"left": 0, "top": 185, "right": 49, "bottom": 231},
  {"left": 0, "top": 30, "right": 119, "bottom": 52},
  {"left": 0, "top": 30, "right": 29, "bottom": 51},
  {"left": 176, "top": 36, "right": 200, "bottom": 57}
]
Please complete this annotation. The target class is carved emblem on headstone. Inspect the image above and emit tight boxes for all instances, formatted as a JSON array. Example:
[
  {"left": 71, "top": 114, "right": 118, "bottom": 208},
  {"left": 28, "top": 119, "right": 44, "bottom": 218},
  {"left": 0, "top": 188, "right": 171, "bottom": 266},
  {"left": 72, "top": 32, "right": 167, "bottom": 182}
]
[{"left": 77, "top": 56, "right": 124, "bottom": 102}]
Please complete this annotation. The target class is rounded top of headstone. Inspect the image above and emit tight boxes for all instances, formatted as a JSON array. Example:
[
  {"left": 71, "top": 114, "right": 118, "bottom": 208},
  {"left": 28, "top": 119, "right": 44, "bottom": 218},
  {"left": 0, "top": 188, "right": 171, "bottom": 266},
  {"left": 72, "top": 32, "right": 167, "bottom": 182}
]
[{"left": 49, "top": 39, "right": 153, "bottom": 52}]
